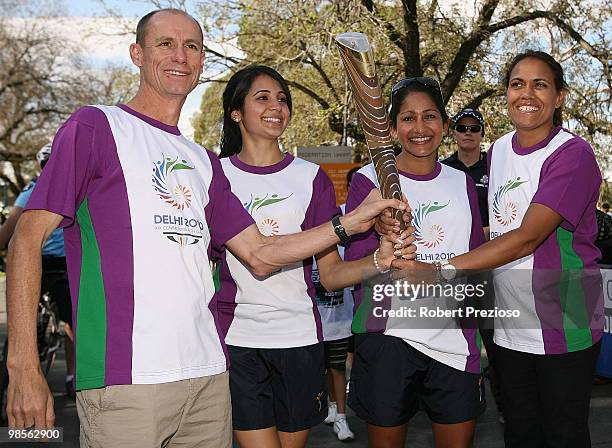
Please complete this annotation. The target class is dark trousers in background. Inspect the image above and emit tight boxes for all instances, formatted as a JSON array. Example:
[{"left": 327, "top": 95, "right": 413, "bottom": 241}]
[
  {"left": 495, "top": 341, "right": 601, "bottom": 448},
  {"left": 479, "top": 329, "right": 502, "bottom": 412}
]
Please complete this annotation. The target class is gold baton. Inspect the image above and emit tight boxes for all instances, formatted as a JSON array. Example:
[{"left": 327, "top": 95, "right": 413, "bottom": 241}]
[{"left": 335, "top": 32, "right": 406, "bottom": 232}]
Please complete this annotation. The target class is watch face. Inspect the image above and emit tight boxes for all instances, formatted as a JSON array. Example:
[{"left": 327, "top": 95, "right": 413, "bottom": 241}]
[{"left": 441, "top": 263, "right": 456, "bottom": 280}]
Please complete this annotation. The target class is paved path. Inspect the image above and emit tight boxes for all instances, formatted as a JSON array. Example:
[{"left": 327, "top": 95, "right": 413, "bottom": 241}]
[{"left": 1, "top": 276, "right": 611, "bottom": 447}]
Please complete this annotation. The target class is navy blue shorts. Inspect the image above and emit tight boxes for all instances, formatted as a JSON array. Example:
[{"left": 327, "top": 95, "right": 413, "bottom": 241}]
[
  {"left": 348, "top": 333, "right": 482, "bottom": 426},
  {"left": 228, "top": 343, "right": 326, "bottom": 432}
]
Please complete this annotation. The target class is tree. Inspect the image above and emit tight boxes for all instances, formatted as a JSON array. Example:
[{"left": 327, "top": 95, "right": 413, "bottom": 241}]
[
  {"left": 0, "top": 2, "right": 138, "bottom": 197},
  {"left": 193, "top": 0, "right": 610, "bottom": 167}
]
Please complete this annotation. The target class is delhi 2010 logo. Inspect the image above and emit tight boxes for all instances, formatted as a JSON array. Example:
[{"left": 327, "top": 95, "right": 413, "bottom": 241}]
[
  {"left": 413, "top": 201, "right": 449, "bottom": 248},
  {"left": 258, "top": 218, "right": 280, "bottom": 236},
  {"left": 492, "top": 177, "right": 527, "bottom": 226},
  {"left": 151, "top": 155, "right": 202, "bottom": 247},
  {"left": 152, "top": 155, "right": 195, "bottom": 210},
  {"left": 243, "top": 193, "right": 292, "bottom": 237}
]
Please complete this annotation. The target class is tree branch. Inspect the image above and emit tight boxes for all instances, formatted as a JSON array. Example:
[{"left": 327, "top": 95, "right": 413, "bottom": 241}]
[
  {"left": 285, "top": 80, "right": 331, "bottom": 110},
  {"left": 463, "top": 87, "right": 503, "bottom": 110},
  {"left": 401, "top": 0, "right": 423, "bottom": 77},
  {"left": 203, "top": 44, "right": 243, "bottom": 65},
  {"left": 361, "top": 0, "right": 404, "bottom": 51},
  {"left": 485, "top": 10, "right": 548, "bottom": 34},
  {"left": 487, "top": 11, "right": 611, "bottom": 91},
  {"left": 299, "top": 40, "right": 341, "bottom": 103},
  {"left": 543, "top": 13, "right": 611, "bottom": 90},
  {"left": 439, "top": 0, "right": 502, "bottom": 100}
]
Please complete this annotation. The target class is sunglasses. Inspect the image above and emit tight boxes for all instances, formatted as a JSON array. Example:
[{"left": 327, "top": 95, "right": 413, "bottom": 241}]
[
  {"left": 455, "top": 124, "right": 482, "bottom": 133},
  {"left": 391, "top": 77, "right": 443, "bottom": 100}
]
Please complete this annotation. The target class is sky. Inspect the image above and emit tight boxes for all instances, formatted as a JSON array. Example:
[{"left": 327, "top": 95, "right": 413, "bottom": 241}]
[
  {"left": 60, "top": 0, "right": 207, "bottom": 137},
  {"left": 66, "top": 0, "right": 157, "bottom": 17}
]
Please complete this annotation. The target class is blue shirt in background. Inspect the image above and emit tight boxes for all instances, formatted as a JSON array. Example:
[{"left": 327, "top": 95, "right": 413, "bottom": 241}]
[{"left": 14, "top": 181, "right": 65, "bottom": 257}]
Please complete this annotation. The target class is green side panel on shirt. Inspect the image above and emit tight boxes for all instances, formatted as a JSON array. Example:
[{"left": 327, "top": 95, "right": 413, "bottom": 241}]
[
  {"left": 476, "top": 330, "right": 483, "bottom": 371},
  {"left": 75, "top": 198, "right": 107, "bottom": 390},
  {"left": 352, "top": 286, "right": 374, "bottom": 334},
  {"left": 213, "top": 262, "right": 221, "bottom": 293},
  {"left": 556, "top": 227, "right": 592, "bottom": 352}
]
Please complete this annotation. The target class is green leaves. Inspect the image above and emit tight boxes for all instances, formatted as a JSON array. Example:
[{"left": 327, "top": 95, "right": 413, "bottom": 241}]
[{"left": 195, "top": 0, "right": 610, "bottom": 179}]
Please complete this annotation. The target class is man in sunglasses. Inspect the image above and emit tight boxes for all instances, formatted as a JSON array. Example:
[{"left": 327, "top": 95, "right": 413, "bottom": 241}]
[{"left": 442, "top": 108, "right": 489, "bottom": 227}]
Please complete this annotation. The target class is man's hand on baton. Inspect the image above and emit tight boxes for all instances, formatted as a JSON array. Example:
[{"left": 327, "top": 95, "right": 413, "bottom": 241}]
[{"left": 341, "top": 189, "right": 409, "bottom": 237}]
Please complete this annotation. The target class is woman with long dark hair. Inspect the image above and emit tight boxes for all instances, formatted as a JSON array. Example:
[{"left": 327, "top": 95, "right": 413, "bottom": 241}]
[{"left": 214, "top": 65, "right": 414, "bottom": 448}]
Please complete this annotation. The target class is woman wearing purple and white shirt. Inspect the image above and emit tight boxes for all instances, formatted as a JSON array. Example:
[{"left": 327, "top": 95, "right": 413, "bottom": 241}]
[
  {"left": 214, "top": 65, "right": 414, "bottom": 448},
  {"left": 346, "top": 77, "right": 485, "bottom": 448},
  {"left": 395, "top": 51, "right": 603, "bottom": 448}
]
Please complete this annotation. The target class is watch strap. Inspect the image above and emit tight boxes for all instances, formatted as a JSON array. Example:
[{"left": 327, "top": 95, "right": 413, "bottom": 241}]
[{"left": 331, "top": 215, "right": 350, "bottom": 245}]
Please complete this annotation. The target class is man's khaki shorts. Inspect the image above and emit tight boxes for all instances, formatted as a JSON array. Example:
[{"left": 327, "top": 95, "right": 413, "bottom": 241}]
[{"left": 76, "top": 371, "right": 231, "bottom": 448}]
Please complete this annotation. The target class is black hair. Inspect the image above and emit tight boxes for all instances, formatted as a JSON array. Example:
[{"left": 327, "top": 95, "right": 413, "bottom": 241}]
[
  {"left": 347, "top": 166, "right": 360, "bottom": 188},
  {"left": 136, "top": 9, "right": 203, "bottom": 46},
  {"left": 220, "top": 65, "right": 293, "bottom": 158},
  {"left": 504, "top": 50, "right": 565, "bottom": 126},
  {"left": 389, "top": 83, "right": 448, "bottom": 128}
]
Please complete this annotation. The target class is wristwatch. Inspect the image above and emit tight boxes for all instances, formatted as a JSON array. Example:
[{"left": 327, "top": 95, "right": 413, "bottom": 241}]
[
  {"left": 440, "top": 260, "right": 457, "bottom": 281},
  {"left": 331, "top": 215, "right": 351, "bottom": 245}
]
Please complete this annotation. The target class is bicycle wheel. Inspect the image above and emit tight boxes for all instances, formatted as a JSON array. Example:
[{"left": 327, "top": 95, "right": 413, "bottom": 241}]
[{"left": 40, "top": 303, "right": 61, "bottom": 377}]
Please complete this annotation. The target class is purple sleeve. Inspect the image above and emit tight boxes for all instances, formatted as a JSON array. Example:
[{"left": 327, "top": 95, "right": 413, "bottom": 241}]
[
  {"left": 465, "top": 175, "right": 485, "bottom": 250},
  {"left": 25, "top": 107, "right": 103, "bottom": 227},
  {"left": 344, "top": 172, "right": 379, "bottom": 262},
  {"left": 531, "top": 138, "right": 602, "bottom": 230},
  {"left": 344, "top": 172, "right": 378, "bottom": 309},
  {"left": 301, "top": 168, "right": 340, "bottom": 230},
  {"left": 204, "top": 152, "right": 255, "bottom": 251}
]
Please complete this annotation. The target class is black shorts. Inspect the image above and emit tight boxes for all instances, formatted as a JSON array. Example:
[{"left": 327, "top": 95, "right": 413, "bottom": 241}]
[
  {"left": 228, "top": 343, "right": 326, "bottom": 432},
  {"left": 324, "top": 337, "right": 351, "bottom": 371},
  {"left": 41, "top": 257, "right": 72, "bottom": 326},
  {"left": 348, "top": 333, "right": 482, "bottom": 426}
]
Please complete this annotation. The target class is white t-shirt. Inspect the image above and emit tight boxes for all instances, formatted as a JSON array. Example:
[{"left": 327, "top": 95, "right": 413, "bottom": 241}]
[
  {"left": 346, "top": 162, "right": 485, "bottom": 373},
  {"left": 27, "top": 104, "right": 254, "bottom": 389},
  {"left": 217, "top": 154, "right": 339, "bottom": 348},
  {"left": 488, "top": 127, "right": 602, "bottom": 355}
]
